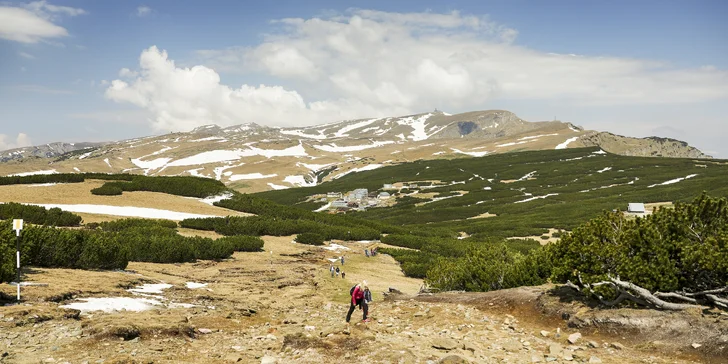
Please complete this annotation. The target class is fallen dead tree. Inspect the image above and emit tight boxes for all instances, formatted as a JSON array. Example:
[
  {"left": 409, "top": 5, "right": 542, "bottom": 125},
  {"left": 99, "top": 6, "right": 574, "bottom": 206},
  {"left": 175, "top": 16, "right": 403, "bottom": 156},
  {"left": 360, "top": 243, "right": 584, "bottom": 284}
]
[{"left": 565, "top": 275, "right": 728, "bottom": 310}]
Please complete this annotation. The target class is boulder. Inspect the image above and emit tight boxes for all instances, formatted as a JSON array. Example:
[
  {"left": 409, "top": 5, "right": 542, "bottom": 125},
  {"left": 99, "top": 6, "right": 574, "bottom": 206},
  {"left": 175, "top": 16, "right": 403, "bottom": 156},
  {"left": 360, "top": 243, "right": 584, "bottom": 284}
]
[
  {"left": 431, "top": 338, "right": 459, "bottom": 351},
  {"left": 260, "top": 356, "right": 277, "bottom": 364},
  {"left": 501, "top": 340, "right": 522, "bottom": 352},
  {"left": 611, "top": 342, "right": 625, "bottom": 350},
  {"left": 438, "top": 355, "right": 470, "bottom": 364},
  {"left": 540, "top": 330, "right": 550, "bottom": 337},
  {"left": 224, "top": 353, "right": 243, "bottom": 362},
  {"left": 563, "top": 349, "right": 574, "bottom": 361},
  {"left": 548, "top": 344, "right": 563, "bottom": 357},
  {"left": 588, "top": 356, "right": 602, "bottom": 363},
  {"left": 567, "top": 332, "right": 581, "bottom": 344}
]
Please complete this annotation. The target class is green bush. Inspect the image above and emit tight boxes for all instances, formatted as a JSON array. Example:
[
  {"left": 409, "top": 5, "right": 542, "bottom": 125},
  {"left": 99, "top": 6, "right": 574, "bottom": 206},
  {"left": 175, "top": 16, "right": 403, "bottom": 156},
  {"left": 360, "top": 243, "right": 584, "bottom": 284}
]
[
  {"left": 295, "top": 233, "right": 324, "bottom": 246},
  {"left": 217, "top": 235, "right": 264, "bottom": 252},
  {"left": 0, "top": 173, "right": 85, "bottom": 186},
  {"left": 425, "top": 244, "right": 550, "bottom": 292},
  {"left": 99, "top": 218, "right": 177, "bottom": 231},
  {"left": 0, "top": 202, "right": 82, "bottom": 226},
  {"left": 77, "top": 233, "right": 130, "bottom": 270},
  {"left": 381, "top": 234, "right": 425, "bottom": 250},
  {"left": 0, "top": 222, "right": 128, "bottom": 272},
  {"left": 91, "top": 176, "right": 228, "bottom": 198},
  {"left": 90, "top": 183, "right": 124, "bottom": 195},
  {"left": 192, "top": 237, "right": 235, "bottom": 261},
  {"left": 179, "top": 217, "right": 218, "bottom": 231},
  {"left": 549, "top": 193, "right": 728, "bottom": 299}
]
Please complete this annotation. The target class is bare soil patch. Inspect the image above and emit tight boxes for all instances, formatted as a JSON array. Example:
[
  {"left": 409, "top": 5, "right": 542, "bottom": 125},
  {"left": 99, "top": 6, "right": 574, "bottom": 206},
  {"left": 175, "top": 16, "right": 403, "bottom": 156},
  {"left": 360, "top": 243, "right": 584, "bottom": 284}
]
[
  {"left": 507, "top": 228, "right": 563, "bottom": 245},
  {"left": 467, "top": 212, "right": 497, "bottom": 220}
]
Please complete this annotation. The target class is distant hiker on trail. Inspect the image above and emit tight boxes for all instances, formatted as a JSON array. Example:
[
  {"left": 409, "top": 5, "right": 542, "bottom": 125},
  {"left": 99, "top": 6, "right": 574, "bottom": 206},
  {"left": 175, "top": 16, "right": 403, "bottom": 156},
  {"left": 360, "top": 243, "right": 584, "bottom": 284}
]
[
  {"left": 330, "top": 265, "right": 335, "bottom": 277},
  {"left": 341, "top": 271, "right": 346, "bottom": 279},
  {"left": 365, "top": 249, "right": 369, "bottom": 257},
  {"left": 341, "top": 256, "right": 345, "bottom": 265},
  {"left": 346, "top": 281, "right": 369, "bottom": 324},
  {"left": 335, "top": 266, "right": 340, "bottom": 277}
]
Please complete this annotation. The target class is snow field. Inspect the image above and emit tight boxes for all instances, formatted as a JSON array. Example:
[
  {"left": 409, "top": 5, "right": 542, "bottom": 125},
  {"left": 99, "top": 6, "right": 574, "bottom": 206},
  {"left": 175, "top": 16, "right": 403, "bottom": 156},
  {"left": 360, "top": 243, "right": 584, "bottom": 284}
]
[{"left": 17, "top": 203, "right": 220, "bottom": 221}]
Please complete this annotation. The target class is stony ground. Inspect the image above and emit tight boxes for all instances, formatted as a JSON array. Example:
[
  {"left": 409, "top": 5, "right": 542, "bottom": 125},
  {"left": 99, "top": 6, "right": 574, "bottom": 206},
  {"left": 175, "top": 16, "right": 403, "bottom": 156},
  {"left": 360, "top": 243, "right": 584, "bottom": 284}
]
[{"left": 0, "top": 235, "right": 716, "bottom": 364}]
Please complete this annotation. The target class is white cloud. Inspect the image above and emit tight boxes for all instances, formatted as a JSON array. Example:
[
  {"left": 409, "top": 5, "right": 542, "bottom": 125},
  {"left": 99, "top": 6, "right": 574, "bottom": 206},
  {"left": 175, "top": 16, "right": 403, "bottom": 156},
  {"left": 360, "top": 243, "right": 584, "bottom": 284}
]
[
  {"left": 0, "top": 133, "right": 33, "bottom": 151},
  {"left": 136, "top": 6, "right": 151, "bottom": 17},
  {"left": 106, "top": 46, "right": 397, "bottom": 131},
  {"left": 18, "top": 51, "right": 36, "bottom": 59},
  {"left": 119, "top": 68, "right": 138, "bottom": 78},
  {"left": 0, "top": 1, "right": 85, "bottom": 43},
  {"left": 109, "top": 10, "right": 728, "bottom": 132},
  {"left": 24, "top": 1, "right": 87, "bottom": 18}
]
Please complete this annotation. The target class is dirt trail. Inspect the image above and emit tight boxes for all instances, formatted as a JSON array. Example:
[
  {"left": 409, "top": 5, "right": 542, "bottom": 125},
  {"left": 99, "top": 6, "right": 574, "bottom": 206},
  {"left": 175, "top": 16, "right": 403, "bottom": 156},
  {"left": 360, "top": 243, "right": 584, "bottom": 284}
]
[{"left": 0, "top": 236, "right": 717, "bottom": 363}]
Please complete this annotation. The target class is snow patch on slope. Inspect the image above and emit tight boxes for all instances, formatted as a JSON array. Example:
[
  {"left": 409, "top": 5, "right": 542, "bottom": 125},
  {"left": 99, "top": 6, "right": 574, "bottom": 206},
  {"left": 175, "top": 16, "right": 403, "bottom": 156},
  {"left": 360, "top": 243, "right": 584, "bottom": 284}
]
[
  {"left": 9, "top": 169, "right": 58, "bottom": 176},
  {"left": 555, "top": 137, "right": 579, "bottom": 149},
  {"left": 332, "top": 164, "right": 384, "bottom": 179},
  {"left": 313, "top": 141, "right": 395, "bottom": 153},
  {"left": 267, "top": 183, "right": 289, "bottom": 190},
  {"left": 647, "top": 174, "right": 698, "bottom": 188},
  {"left": 514, "top": 193, "right": 559, "bottom": 204},
  {"left": 16, "top": 203, "right": 219, "bottom": 220},
  {"left": 280, "top": 129, "right": 328, "bottom": 140},
  {"left": 229, "top": 173, "right": 277, "bottom": 181},
  {"left": 334, "top": 118, "right": 381, "bottom": 137},
  {"left": 395, "top": 113, "right": 439, "bottom": 141},
  {"left": 450, "top": 148, "right": 488, "bottom": 157},
  {"left": 284, "top": 175, "right": 316, "bottom": 187}
]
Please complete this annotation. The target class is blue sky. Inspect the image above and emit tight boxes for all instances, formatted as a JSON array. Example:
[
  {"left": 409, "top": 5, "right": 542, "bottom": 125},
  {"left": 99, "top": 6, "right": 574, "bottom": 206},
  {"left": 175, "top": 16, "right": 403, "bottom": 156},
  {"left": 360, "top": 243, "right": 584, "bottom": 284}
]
[{"left": 1, "top": 0, "right": 727, "bottom": 155}]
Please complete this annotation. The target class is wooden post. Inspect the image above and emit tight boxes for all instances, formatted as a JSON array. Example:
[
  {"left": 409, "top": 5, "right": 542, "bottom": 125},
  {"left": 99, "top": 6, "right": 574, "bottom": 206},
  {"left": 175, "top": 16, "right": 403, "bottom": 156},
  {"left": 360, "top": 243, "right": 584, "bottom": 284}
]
[{"left": 13, "top": 219, "right": 23, "bottom": 302}]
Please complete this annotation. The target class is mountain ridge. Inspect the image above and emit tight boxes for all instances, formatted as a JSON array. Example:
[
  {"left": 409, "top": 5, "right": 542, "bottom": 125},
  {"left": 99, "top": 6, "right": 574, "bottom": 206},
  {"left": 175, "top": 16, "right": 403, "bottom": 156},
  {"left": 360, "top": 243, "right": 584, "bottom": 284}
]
[{"left": 0, "top": 110, "right": 711, "bottom": 192}]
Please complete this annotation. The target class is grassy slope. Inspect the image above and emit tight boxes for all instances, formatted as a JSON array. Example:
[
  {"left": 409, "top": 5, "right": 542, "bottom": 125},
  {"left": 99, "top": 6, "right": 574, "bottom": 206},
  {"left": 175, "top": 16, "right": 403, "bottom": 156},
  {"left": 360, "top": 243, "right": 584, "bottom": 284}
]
[{"left": 252, "top": 147, "right": 728, "bottom": 239}]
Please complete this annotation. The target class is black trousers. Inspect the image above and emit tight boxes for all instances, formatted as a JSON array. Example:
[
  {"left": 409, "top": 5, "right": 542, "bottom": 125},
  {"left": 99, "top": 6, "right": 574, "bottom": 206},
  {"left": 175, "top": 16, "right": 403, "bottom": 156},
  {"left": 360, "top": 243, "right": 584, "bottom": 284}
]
[{"left": 346, "top": 299, "right": 368, "bottom": 322}]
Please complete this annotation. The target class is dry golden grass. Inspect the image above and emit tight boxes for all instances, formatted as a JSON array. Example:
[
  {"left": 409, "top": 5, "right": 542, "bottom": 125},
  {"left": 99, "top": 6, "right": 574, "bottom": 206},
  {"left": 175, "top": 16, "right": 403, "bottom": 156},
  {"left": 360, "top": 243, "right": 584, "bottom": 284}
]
[
  {"left": 0, "top": 180, "right": 249, "bottom": 218},
  {"left": 644, "top": 201, "right": 674, "bottom": 212},
  {"left": 409, "top": 192, "right": 438, "bottom": 200},
  {"left": 321, "top": 240, "right": 423, "bottom": 299}
]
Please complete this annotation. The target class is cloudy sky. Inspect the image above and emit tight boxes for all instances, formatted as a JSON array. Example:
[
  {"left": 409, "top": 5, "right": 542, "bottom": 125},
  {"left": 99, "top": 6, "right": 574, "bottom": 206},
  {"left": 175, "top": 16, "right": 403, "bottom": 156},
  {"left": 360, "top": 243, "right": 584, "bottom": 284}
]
[{"left": 1, "top": 1, "right": 727, "bottom": 155}]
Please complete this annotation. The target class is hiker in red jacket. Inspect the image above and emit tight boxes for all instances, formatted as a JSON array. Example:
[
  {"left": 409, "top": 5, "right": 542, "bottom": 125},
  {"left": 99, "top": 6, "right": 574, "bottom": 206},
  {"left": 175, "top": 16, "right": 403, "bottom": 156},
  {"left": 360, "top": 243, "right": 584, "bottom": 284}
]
[{"left": 346, "top": 281, "right": 369, "bottom": 323}]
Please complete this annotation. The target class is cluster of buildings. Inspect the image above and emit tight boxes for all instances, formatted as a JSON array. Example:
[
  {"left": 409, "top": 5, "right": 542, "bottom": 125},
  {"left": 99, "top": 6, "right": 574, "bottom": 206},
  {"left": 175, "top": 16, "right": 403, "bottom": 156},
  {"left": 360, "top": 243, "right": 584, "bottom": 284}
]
[{"left": 321, "top": 184, "right": 418, "bottom": 212}]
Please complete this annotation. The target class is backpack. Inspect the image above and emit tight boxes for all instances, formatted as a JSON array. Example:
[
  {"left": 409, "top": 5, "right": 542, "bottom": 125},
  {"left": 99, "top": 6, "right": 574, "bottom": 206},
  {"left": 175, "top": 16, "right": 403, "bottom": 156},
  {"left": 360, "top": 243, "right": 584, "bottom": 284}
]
[{"left": 349, "top": 285, "right": 357, "bottom": 296}]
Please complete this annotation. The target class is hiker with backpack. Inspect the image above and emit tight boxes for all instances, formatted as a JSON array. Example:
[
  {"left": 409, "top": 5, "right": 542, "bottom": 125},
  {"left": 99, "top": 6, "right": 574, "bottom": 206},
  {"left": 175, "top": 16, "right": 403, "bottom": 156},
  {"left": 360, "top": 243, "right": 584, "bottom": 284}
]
[
  {"left": 346, "top": 281, "right": 369, "bottom": 323},
  {"left": 335, "top": 266, "right": 340, "bottom": 277}
]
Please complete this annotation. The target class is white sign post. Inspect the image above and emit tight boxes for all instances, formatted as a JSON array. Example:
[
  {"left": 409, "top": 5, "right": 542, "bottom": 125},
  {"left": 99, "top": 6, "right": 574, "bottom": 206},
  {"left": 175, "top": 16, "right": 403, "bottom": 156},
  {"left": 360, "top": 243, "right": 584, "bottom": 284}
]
[{"left": 12, "top": 219, "right": 23, "bottom": 301}]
